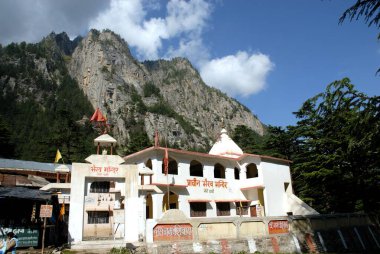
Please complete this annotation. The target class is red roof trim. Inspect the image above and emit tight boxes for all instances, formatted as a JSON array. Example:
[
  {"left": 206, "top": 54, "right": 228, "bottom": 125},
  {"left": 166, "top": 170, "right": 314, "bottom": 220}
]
[
  {"left": 123, "top": 146, "right": 156, "bottom": 160},
  {"left": 123, "top": 146, "right": 291, "bottom": 164},
  {"left": 240, "top": 153, "right": 292, "bottom": 164},
  {"left": 188, "top": 199, "right": 212, "bottom": 203},
  {"left": 214, "top": 199, "right": 251, "bottom": 203}
]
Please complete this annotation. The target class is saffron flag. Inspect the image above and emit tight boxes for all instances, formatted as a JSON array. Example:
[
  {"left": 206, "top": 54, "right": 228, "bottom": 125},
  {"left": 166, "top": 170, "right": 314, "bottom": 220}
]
[
  {"left": 55, "top": 149, "right": 62, "bottom": 163},
  {"left": 164, "top": 148, "right": 169, "bottom": 175},
  {"left": 58, "top": 202, "right": 65, "bottom": 221},
  {"left": 90, "top": 108, "right": 106, "bottom": 122}
]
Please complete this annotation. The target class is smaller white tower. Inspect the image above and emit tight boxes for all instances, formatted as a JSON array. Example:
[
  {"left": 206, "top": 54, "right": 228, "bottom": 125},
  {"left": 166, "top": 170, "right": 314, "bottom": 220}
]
[{"left": 209, "top": 129, "right": 244, "bottom": 158}]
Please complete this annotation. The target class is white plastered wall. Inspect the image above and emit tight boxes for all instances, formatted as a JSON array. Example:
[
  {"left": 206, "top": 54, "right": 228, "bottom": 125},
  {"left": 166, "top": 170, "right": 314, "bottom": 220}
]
[
  {"left": 260, "top": 162, "right": 291, "bottom": 216},
  {"left": 68, "top": 157, "right": 139, "bottom": 244}
]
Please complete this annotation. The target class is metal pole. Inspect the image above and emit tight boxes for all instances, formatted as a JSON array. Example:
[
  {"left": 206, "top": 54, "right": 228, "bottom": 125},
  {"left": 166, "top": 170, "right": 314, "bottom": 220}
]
[
  {"left": 167, "top": 173, "right": 170, "bottom": 210},
  {"left": 41, "top": 217, "right": 46, "bottom": 254}
]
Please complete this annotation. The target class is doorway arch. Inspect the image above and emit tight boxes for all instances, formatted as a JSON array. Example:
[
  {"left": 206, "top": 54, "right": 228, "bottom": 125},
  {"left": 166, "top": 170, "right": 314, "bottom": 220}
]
[
  {"left": 162, "top": 191, "right": 179, "bottom": 211},
  {"left": 146, "top": 194, "right": 153, "bottom": 219}
]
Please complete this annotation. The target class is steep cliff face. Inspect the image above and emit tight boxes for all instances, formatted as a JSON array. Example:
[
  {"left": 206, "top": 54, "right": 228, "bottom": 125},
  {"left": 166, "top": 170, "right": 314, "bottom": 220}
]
[
  {"left": 0, "top": 32, "right": 96, "bottom": 162},
  {"left": 68, "top": 29, "right": 265, "bottom": 151}
]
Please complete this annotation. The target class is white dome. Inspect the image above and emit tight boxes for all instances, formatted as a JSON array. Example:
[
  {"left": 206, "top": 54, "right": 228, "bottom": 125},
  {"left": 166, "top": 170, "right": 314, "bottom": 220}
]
[{"left": 209, "top": 129, "right": 243, "bottom": 158}]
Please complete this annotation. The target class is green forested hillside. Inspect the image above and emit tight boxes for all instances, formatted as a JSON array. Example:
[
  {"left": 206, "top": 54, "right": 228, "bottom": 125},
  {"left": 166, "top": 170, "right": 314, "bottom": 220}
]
[
  {"left": 233, "top": 78, "right": 380, "bottom": 216},
  {"left": 0, "top": 40, "right": 96, "bottom": 163}
]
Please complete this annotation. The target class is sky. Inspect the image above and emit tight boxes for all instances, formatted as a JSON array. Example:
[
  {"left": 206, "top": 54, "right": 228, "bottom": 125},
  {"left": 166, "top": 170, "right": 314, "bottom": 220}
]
[{"left": 0, "top": 0, "right": 378, "bottom": 127}]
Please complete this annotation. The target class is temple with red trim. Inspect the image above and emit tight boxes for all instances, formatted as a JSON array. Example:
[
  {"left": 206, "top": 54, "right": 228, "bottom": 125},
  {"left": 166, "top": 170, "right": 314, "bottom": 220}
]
[
  {"left": 124, "top": 128, "right": 318, "bottom": 221},
  {"left": 61, "top": 127, "right": 318, "bottom": 246}
]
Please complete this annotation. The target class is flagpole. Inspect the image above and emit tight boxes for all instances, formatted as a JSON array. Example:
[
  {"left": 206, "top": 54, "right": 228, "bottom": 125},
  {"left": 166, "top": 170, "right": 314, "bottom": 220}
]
[
  {"left": 167, "top": 164, "right": 169, "bottom": 210},
  {"left": 164, "top": 147, "right": 170, "bottom": 211}
]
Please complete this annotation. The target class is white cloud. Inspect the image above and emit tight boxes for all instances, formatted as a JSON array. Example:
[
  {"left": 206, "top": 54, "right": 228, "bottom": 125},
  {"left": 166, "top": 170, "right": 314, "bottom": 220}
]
[
  {"left": 0, "top": 0, "right": 108, "bottom": 45},
  {"left": 89, "top": 0, "right": 273, "bottom": 97},
  {"left": 0, "top": 0, "right": 274, "bottom": 97},
  {"left": 200, "top": 51, "right": 274, "bottom": 97},
  {"left": 165, "top": 37, "right": 210, "bottom": 64},
  {"left": 89, "top": 0, "right": 211, "bottom": 59}
]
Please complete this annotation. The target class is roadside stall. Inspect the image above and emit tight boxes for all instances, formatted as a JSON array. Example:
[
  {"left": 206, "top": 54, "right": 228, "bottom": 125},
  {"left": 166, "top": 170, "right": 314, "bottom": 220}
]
[{"left": 0, "top": 186, "right": 51, "bottom": 248}]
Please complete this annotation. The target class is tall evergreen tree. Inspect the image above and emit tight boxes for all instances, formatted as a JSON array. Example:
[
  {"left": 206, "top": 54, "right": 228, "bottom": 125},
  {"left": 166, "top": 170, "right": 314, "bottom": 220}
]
[{"left": 269, "top": 78, "right": 380, "bottom": 214}]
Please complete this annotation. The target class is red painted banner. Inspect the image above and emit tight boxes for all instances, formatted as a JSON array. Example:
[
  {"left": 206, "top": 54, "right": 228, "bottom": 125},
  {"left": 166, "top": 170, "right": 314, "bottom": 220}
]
[
  {"left": 153, "top": 224, "right": 193, "bottom": 241},
  {"left": 268, "top": 220, "right": 289, "bottom": 234}
]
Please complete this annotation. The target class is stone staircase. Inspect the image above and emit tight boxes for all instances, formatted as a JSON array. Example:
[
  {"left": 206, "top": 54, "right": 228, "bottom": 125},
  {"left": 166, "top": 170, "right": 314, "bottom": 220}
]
[{"left": 70, "top": 239, "right": 128, "bottom": 251}]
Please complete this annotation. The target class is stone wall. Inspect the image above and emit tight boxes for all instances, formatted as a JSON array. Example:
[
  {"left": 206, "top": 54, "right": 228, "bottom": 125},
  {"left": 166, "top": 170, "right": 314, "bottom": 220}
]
[{"left": 144, "top": 212, "right": 380, "bottom": 253}]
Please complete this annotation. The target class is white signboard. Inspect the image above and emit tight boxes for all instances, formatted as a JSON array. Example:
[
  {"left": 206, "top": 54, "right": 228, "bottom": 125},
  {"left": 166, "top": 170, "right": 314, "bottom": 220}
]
[{"left": 113, "top": 209, "right": 124, "bottom": 224}]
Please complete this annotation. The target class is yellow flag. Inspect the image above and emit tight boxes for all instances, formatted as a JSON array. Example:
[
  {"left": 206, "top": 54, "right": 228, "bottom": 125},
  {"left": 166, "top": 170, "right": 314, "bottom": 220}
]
[
  {"left": 55, "top": 149, "right": 62, "bottom": 163},
  {"left": 58, "top": 202, "right": 65, "bottom": 221}
]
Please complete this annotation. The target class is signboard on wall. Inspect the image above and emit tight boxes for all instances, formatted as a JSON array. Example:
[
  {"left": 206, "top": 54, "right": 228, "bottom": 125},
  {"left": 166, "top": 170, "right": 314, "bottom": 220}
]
[
  {"left": 268, "top": 220, "right": 289, "bottom": 234},
  {"left": 153, "top": 224, "right": 193, "bottom": 241},
  {"left": 0, "top": 227, "right": 39, "bottom": 247},
  {"left": 113, "top": 209, "right": 124, "bottom": 224}
]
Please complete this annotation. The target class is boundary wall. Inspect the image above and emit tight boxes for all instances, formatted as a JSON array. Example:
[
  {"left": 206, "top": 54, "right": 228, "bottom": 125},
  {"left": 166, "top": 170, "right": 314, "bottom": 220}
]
[{"left": 144, "top": 212, "right": 380, "bottom": 253}]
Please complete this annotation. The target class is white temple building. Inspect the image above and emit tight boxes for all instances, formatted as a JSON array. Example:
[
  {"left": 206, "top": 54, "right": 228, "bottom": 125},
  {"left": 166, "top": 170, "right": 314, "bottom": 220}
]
[
  {"left": 126, "top": 128, "right": 318, "bottom": 220},
  {"left": 65, "top": 129, "right": 317, "bottom": 245}
]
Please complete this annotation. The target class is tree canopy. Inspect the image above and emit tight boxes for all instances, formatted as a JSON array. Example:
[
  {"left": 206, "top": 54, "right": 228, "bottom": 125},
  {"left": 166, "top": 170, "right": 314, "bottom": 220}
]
[
  {"left": 262, "top": 78, "right": 379, "bottom": 215},
  {"left": 293, "top": 78, "right": 379, "bottom": 213},
  {"left": 340, "top": 0, "right": 380, "bottom": 29},
  {"left": 0, "top": 41, "right": 96, "bottom": 163}
]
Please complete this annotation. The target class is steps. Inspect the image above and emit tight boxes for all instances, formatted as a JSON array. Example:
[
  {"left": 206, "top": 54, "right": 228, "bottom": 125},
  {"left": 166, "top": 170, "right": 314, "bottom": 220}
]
[{"left": 70, "top": 239, "right": 127, "bottom": 250}]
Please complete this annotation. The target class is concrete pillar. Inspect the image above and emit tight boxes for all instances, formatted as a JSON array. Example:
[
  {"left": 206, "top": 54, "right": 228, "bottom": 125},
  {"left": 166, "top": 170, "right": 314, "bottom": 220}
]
[
  {"left": 179, "top": 195, "right": 190, "bottom": 217},
  {"left": 225, "top": 167, "right": 234, "bottom": 181},
  {"left": 203, "top": 165, "right": 214, "bottom": 179},
  {"left": 138, "top": 195, "right": 146, "bottom": 238},
  {"left": 240, "top": 167, "right": 247, "bottom": 180},
  {"left": 209, "top": 202, "right": 217, "bottom": 217},
  {"left": 153, "top": 193, "right": 164, "bottom": 219},
  {"left": 177, "top": 162, "right": 185, "bottom": 177},
  {"left": 152, "top": 158, "right": 161, "bottom": 182},
  {"left": 68, "top": 163, "right": 86, "bottom": 243},
  {"left": 124, "top": 165, "right": 139, "bottom": 242}
]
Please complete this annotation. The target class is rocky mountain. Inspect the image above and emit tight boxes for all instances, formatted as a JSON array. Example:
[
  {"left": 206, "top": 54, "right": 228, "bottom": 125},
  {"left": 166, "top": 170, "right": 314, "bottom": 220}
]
[
  {"left": 0, "top": 29, "right": 265, "bottom": 159},
  {"left": 67, "top": 29, "right": 264, "bottom": 152}
]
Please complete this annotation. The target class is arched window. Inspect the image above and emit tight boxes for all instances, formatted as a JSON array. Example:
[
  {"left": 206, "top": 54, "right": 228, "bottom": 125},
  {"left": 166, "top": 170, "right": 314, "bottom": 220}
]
[
  {"left": 246, "top": 163, "right": 258, "bottom": 178},
  {"left": 234, "top": 167, "right": 240, "bottom": 180},
  {"left": 90, "top": 181, "right": 110, "bottom": 193},
  {"left": 162, "top": 191, "right": 178, "bottom": 211},
  {"left": 214, "top": 163, "right": 225, "bottom": 179},
  {"left": 146, "top": 194, "right": 153, "bottom": 219},
  {"left": 190, "top": 160, "right": 203, "bottom": 177},
  {"left": 162, "top": 157, "right": 178, "bottom": 175},
  {"left": 145, "top": 159, "right": 152, "bottom": 169}
]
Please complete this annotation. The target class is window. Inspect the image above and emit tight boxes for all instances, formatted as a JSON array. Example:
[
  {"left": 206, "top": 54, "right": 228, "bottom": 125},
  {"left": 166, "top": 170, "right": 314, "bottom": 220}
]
[
  {"left": 90, "top": 181, "right": 110, "bottom": 193},
  {"left": 284, "top": 182, "right": 291, "bottom": 194},
  {"left": 246, "top": 163, "right": 258, "bottom": 178},
  {"left": 145, "top": 159, "right": 152, "bottom": 169},
  {"left": 163, "top": 191, "right": 178, "bottom": 211},
  {"left": 190, "top": 202, "right": 207, "bottom": 217},
  {"left": 235, "top": 202, "right": 249, "bottom": 215},
  {"left": 234, "top": 167, "right": 240, "bottom": 180},
  {"left": 88, "top": 211, "right": 109, "bottom": 224},
  {"left": 214, "top": 163, "right": 225, "bottom": 179},
  {"left": 162, "top": 157, "right": 178, "bottom": 175},
  {"left": 216, "top": 202, "right": 230, "bottom": 216},
  {"left": 190, "top": 160, "right": 203, "bottom": 177}
]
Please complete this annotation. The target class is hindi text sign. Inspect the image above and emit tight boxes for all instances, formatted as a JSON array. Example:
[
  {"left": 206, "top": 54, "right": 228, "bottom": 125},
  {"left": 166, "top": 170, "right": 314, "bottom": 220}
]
[
  {"left": 153, "top": 224, "right": 193, "bottom": 241},
  {"left": 39, "top": 205, "right": 53, "bottom": 218},
  {"left": 268, "top": 220, "right": 289, "bottom": 234}
]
